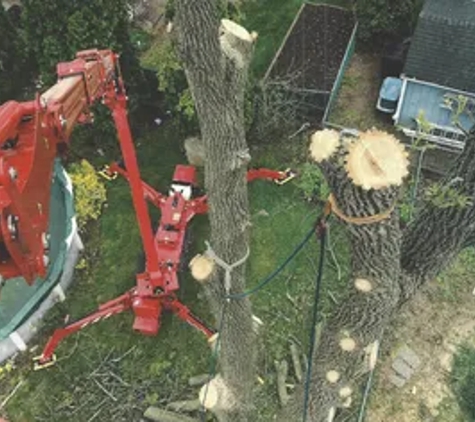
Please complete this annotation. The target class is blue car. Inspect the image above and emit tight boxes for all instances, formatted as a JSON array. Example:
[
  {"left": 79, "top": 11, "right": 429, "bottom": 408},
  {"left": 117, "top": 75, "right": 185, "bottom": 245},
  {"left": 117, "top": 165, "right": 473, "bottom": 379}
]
[{"left": 377, "top": 77, "right": 402, "bottom": 114}]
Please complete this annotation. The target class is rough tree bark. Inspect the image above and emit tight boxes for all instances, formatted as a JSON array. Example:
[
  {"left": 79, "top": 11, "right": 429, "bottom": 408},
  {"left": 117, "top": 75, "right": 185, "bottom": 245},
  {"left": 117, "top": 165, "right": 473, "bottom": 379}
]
[
  {"left": 400, "top": 127, "right": 475, "bottom": 302},
  {"left": 174, "top": 4, "right": 475, "bottom": 421},
  {"left": 278, "top": 129, "right": 408, "bottom": 421},
  {"left": 175, "top": 1, "right": 256, "bottom": 421},
  {"left": 279, "top": 128, "right": 475, "bottom": 421}
]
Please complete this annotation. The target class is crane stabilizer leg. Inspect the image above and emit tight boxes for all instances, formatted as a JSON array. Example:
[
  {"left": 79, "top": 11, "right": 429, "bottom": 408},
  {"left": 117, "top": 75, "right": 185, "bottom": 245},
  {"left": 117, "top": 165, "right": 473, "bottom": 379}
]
[
  {"left": 164, "top": 296, "right": 216, "bottom": 339},
  {"left": 99, "top": 162, "right": 167, "bottom": 209},
  {"left": 33, "top": 291, "right": 134, "bottom": 370},
  {"left": 246, "top": 168, "right": 297, "bottom": 185}
]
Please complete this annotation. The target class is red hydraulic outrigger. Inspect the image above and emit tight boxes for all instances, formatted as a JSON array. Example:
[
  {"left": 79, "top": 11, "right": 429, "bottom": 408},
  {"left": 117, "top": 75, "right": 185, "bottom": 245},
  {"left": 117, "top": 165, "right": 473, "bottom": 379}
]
[{"left": 0, "top": 49, "right": 296, "bottom": 369}]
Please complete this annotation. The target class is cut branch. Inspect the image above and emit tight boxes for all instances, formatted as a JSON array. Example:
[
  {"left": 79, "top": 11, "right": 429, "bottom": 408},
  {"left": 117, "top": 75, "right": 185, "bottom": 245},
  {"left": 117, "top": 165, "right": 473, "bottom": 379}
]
[{"left": 144, "top": 407, "right": 197, "bottom": 422}]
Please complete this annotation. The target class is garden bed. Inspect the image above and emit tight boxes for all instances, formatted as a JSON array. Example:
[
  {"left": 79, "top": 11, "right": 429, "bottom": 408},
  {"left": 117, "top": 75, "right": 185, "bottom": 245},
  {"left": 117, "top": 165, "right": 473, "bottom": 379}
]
[{"left": 264, "top": 2, "right": 356, "bottom": 124}]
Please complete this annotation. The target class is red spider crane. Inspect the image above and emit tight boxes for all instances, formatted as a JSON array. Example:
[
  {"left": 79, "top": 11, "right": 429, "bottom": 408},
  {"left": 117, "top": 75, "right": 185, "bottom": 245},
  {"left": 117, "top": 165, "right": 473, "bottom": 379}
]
[{"left": 0, "top": 49, "right": 295, "bottom": 369}]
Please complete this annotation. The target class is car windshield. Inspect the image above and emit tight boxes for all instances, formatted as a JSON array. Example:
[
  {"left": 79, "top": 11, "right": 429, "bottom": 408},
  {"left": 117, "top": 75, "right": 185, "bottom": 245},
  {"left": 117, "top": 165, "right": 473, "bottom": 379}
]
[{"left": 380, "top": 98, "right": 396, "bottom": 110}]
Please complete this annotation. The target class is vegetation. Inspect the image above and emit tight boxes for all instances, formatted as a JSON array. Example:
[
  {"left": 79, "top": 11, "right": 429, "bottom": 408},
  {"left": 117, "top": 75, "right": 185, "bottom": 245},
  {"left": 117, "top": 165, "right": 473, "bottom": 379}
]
[
  {"left": 1, "top": 0, "right": 475, "bottom": 421},
  {"left": 1, "top": 122, "right": 350, "bottom": 421},
  {"left": 451, "top": 345, "right": 475, "bottom": 421},
  {"left": 0, "top": 6, "right": 30, "bottom": 102},
  {"left": 68, "top": 160, "right": 107, "bottom": 229},
  {"left": 355, "top": 0, "right": 424, "bottom": 47}
]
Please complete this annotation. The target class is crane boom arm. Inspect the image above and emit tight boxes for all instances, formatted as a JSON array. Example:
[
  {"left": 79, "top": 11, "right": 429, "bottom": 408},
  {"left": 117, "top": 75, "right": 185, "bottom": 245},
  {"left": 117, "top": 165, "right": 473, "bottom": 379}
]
[{"left": 0, "top": 49, "right": 158, "bottom": 285}]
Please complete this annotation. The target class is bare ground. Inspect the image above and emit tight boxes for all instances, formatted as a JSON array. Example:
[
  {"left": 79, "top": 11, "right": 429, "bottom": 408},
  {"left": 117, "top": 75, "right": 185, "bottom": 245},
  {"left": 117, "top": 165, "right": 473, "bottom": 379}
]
[
  {"left": 367, "top": 250, "right": 475, "bottom": 422},
  {"left": 329, "top": 53, "right": 392, "bottom": 131}
]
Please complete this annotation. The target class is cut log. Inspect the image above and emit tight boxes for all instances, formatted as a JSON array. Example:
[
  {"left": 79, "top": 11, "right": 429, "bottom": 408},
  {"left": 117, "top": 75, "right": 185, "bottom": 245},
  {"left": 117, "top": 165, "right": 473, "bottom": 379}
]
[
  {"left": 189, "top": 254, "right": 214, "bottom": 283},
  {"left": 198, "top": 375, "right": 235, "bottom": 411},
  {"left": 309, "top": 129, "right": 340, "bottom": 163},
  {"left": 275, "top": 359, "right": 289, "bottom": 406},
  {"left": 143, "top": 407, "right": 197, "bottom": 422},
  {"left": 290, "top": 342, "right": 303, "bottom": 383},
  {"left": 219, "top": 19, "right": 254, "bottom": 69},
  {"left": 345, "top": 129, "right": 409, "bottom": 190},
  {"left": 166, "top": 399, "right": 201, "bottom": 412},
  {"left": 188, "top": 373, "right": 210, "bottom": 387}
]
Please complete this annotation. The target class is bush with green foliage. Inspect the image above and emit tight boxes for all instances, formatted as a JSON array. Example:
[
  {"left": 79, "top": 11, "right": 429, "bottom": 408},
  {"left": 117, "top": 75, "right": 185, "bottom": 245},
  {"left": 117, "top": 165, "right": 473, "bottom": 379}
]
[
  {"left": 0, "top": 6, "right": 30, "bottom": 102},
  {"left": 356, "top": 0, "right": 423, "bottom": 46},
  {"left": 20, "top": 0, "right": 155, "bottom": 150},
  {"left": 142, "top": 0, "right": 245, "bottom": 130},
  {"left": 22, "top": 0, "right": 152, "bottom": 110},
  {"left": 141, "top": 37, "right": 196, "bottom": 126},
  {"left": 68, "top": 159, "right": 107, "bottom": 228},
  {"left": 295, "top": 162, "right": 330, "bottom": 203},
  {"left": 450, "top": 345, "right": 475, "bottom": 421}
]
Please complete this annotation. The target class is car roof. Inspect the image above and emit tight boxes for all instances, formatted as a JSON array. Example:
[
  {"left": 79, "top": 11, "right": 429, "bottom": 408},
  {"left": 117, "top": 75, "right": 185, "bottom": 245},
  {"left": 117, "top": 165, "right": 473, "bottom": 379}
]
[{"left": 380, "top": 77, "right": 403, "bottom": 101}]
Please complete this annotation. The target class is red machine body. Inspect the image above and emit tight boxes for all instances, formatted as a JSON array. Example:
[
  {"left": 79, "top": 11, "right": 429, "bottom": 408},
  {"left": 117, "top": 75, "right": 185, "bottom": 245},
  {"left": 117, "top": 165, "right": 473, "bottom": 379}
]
[{"left": 0, "top": 49, "right": 296, "bottom": 369}]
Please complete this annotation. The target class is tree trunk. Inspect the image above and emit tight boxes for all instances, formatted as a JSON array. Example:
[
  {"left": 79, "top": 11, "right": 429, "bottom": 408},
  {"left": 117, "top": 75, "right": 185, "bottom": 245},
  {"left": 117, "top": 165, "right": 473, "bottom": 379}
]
[
  {"left": 279, "top": 132, "right": 405, "bottom": 421},
  {"left": 174, "top": 3, "right": 475, "bottom": 419},
  {"left": 175, "top": 2, "right": 256, "bottom": 420},
  {"left": 400, "top": 129, "right": 475, "bottom": 302},
  {"left": 280, "top": 128, "right": 475, "bottom": 420}
]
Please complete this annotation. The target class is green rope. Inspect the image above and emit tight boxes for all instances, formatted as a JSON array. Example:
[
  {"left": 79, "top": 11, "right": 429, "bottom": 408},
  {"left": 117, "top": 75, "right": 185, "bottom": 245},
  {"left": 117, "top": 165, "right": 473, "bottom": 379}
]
[
  {"left": 302, "top": 221, "right": 327, "bottom": 422},
  {"left": 225, "top": 223, "right": 317, "bottom": 300}
]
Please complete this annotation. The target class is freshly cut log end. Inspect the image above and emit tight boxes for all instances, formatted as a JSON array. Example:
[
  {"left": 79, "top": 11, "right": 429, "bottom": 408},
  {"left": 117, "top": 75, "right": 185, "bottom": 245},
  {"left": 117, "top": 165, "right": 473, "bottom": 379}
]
[
  {"left": 189, "top": 254, "right": 214, "bottom": 283},
  {"left": 328, "top": 406, "right": 336, "bottom": 422},
  {"left": 220, "top": 19, "right": 254, "bottom": 43},
  {"left": 345, "top": 129, "right": 409, "bottom": 190},
  {"left": 339, "top": 386, "right": 353, "bottom": 398},
  {"left": 219, "top": 19, "right": 254, "bottom": 69},
  {"left": 342, "top": 397, "right": 352, "bottom": 408},
  {"left": 325, "top": 370, "right": 340, "bottom": 384},
  {"left": 199, "top": 375, "right": 235, "bottom": 411},
  {"left": 354, "top": 278, "right": 373, "bottom": 292},
  {"left": 339, "top": 337, "right": 356, "bottom": 352},
  {"left": 309, "top": 129, "right": 340, "bottom": 163}
]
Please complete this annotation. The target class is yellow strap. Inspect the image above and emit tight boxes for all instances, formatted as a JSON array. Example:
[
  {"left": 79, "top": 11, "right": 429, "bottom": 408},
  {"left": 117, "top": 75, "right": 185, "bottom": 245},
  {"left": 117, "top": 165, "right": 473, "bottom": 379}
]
[
  {"left": 327, "top": 194, "right": 396, "bottom": 225},
  {"left": 97, "top": 165, "right": 117, "bottom": 181}
]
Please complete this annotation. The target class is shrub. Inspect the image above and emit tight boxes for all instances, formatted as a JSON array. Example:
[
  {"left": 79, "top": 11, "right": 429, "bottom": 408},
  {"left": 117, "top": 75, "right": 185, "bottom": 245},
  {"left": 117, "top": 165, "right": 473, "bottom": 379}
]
[
  {"left": 68, "top": 160, "right": 107, "bottom": 228},
  {"left": 450, "top": 345, "right": 475, "bottom": 421},
  {"left": 356, "top": 0, "right": 423, "bottom": 47},
  {"left": 295, "top": 162, "right": 330, "bottom": 203}
]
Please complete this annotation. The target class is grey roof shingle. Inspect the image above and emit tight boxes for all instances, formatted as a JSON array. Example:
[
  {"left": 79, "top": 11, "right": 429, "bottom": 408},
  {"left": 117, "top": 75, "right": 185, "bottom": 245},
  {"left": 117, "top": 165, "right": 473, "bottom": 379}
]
[{"left": 404, "top": 0, "right": 475, "bottom": 92}]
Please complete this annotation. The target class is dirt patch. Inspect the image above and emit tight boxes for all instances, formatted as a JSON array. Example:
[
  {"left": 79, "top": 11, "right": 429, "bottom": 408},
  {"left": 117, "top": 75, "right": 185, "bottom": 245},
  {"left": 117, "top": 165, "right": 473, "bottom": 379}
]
[
  {"left": 264, "top": 4, "right": 356, "bottom": 125},
  {"left": 266, "top": 4, "right": 356, "bottom": 90},
  {"left": 329, "top": 53, "right": 392, "bottom": 131},
  {"left": 367, "top": 267, "right": 475, "bottom": 422}
]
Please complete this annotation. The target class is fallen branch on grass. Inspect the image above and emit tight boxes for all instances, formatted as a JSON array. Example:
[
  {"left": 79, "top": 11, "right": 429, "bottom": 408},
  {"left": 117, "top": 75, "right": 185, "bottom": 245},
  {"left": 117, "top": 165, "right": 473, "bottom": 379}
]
[
  {"left": 144, "top": 407, "right": 198, "bottom": 422},
  {"left": 166, "top": 399, "right": 201, "bottom": 412},
  {"left": 274, "top": 359, "right": 289, "bottom": 406},
  {"left": 289, "top": 342, "right": 303, "bottom": 383},
  {"left": 188, "top": 374, "right": 209, "bottom": 387},
  {"left": 0, "top": 379, "right": 24, "bottom": 409}
]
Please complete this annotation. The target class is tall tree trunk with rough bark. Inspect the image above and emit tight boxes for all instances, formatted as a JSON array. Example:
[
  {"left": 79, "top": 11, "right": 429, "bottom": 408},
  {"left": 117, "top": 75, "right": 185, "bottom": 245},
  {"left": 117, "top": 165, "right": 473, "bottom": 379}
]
[
  {"left": 175, "top": 3, "right": 475, "bottom": 421},
  {"left": 279, "top": 127, "right": 475, "bottom": 421},
  {"left": 175, "top": 1, "right": 257, "bottom": 421}
]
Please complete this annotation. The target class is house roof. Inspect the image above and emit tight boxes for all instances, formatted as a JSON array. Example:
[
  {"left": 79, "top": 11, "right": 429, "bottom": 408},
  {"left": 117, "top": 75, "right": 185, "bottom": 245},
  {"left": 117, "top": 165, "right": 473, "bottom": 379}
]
[{"left": 404, "top": 0, "right": 475, "bottom": 92}]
